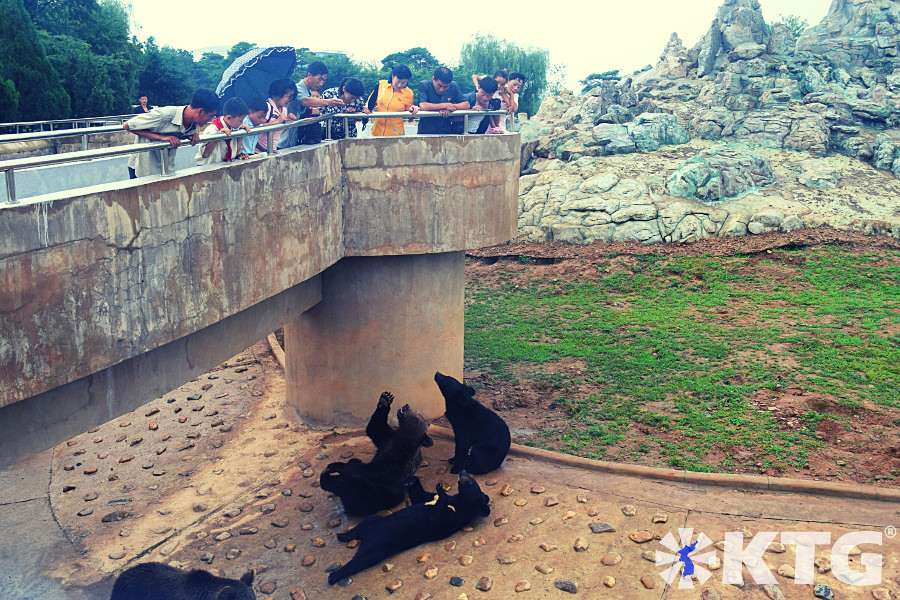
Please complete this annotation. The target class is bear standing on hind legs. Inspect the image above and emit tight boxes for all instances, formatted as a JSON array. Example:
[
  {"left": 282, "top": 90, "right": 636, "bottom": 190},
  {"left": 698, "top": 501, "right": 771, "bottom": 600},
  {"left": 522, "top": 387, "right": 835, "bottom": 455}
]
[
  {"left": 319, "top": 391, "right": 434, "bottom": 515},
  {"left": 434, "top": 371, "right": 511, "bottom": 474}
]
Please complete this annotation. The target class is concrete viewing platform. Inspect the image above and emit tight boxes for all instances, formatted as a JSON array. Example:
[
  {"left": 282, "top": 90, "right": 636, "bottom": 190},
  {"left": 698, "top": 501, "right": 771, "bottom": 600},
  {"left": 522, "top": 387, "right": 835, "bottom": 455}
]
[
  {"left": 1, "top": 340, "right": 896, "bottom": 600},
  {"left": 0, "top": 133, "right": 520, "bottom": 467}
]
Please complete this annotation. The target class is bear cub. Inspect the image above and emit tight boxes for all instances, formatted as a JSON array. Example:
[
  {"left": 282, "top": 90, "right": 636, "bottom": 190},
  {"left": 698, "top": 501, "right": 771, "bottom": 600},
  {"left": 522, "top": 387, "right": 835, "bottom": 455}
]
[
  {"left": 434, "top": 371, "right": 511, "bottom": 475},
  {"left": 327, "top": 472, "right": 491, "bottom": 584},
  {"left": 320, "top": 391, "right": 433, "bottom": 515},
  {"left": 109, "top": 562, "right": 255, "bottom": 600}
]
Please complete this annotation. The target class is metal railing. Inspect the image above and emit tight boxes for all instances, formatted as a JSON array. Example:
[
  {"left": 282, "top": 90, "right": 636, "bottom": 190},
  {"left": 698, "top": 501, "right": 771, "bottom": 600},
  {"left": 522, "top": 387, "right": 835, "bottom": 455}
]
[
  {"left": 0, "top": 110, "right": 511, "bottom": 204},
  {"left": 0, "top": 114, "right": 133, "bottom": 135}
]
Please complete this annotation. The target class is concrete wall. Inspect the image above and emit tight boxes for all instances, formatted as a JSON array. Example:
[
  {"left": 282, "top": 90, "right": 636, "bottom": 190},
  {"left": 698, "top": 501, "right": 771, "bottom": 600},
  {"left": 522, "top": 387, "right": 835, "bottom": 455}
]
[{"left": 0, "top": 134, "right": 519, "bottom": 464}]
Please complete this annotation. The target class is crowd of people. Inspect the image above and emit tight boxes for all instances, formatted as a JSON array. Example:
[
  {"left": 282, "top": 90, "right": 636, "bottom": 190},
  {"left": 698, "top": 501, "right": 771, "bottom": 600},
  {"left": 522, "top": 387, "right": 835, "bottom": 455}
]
[{"left": 123, "top": 60, "right": 526, "bottom": 178}]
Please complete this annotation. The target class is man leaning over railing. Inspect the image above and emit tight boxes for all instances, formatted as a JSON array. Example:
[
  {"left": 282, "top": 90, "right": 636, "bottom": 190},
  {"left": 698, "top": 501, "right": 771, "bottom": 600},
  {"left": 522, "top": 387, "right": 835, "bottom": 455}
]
[
  {"left": 122, "top": 89, "right": 218, "bottom": 179},
  {"left": 416, "top": 67, "right": 470, "bottom": 136}
]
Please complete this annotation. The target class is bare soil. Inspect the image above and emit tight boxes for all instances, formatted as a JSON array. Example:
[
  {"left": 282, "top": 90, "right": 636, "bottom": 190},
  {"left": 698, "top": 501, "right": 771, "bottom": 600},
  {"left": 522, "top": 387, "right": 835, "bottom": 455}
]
[{"left": 464, "top": 228, "right": 900, "bottom": 487}]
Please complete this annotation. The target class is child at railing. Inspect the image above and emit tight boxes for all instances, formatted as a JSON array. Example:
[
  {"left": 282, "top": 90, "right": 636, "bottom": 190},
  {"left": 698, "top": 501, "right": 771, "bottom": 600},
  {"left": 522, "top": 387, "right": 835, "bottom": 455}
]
[
  {"left": 463, "top": 77, "right": 499, "bottom": 134},
  {"left": 238, "top": 97, "right": 269, "bottom": 159},
  {"left": 195, "top": 98, "right": 250, "bottom": 166}
]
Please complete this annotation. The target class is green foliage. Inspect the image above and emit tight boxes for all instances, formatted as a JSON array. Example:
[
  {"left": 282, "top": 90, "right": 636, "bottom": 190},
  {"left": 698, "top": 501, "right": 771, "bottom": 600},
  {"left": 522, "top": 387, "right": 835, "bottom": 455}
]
[
  {"left": 465, "top": 248, "right": 900, "bottom": 474},
  {"left": 778, "top": 13, "right": 809, "bottom": 38},
  {"left": 194, "top": 51, "right": 229, "bottom": 92},
  {"left": 226, "top": 42, "right": 256, "bottom": 64},
  {"left": 0, "top": 0, "right": 70, "bottom": 120},
  {"left": 137, "top": 38, "right": 195, "bottom": 106},
  {"left": 457, "top": 34, "right": 551, "bottom": 116},
  {"left": 0, "top": 76, "right": 20, "bottom": 121},
  {"left": 580, "top": 70, "right": 620, "bottom": 93},
  {"left": 379, "top": 47, "right": 441, "bottom": 85}
]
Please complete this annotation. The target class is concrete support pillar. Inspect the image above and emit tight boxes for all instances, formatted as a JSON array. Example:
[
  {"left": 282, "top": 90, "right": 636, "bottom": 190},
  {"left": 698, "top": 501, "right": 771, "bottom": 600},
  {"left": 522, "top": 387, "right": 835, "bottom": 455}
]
[{"left": 286, "top": 252, "right": 464, "bottom": 426}]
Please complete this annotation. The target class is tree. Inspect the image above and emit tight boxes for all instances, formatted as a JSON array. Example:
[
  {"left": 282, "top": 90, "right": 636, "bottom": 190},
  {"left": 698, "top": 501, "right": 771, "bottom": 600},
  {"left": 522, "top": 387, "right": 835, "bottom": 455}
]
[
  {"left": 0, "top": 0, "right": 70, "bottom": 120},
  {"left": 0, "top": 76, "right": 20, "bottom": 122},
  {"left": 779, "top": 14, "right": 809, "bottom": 39},
  {"left": 226, "top": 41, "right": 256, "bottom": 64},
  {"left": 137, "top": 38, "right": 194, "bottom": 106},
  {"left": 546, "top": 63, "right": 568, "bottom": 96},
  {"left": 580, "top": 70, "right": 620, "bottom": 93},
  {"left": 293, "top": 49, "right": 381, "bottom": 96},
  {"left": 194, "top": 51, "right": 228, "bottom": 91},
  {"left": 457, "top": 34, "right": 551, "bottom": 116}
]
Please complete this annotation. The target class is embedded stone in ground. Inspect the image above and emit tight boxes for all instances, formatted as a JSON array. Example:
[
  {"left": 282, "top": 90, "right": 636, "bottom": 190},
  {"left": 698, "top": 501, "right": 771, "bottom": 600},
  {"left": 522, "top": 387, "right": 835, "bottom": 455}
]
[
  {"left": 601, "top": 552, "right": 621, "bottom": 565},
  {"left": 539, "top": 542, "right": 558, "bottom": 552},
  {"left": 476, "top": 576, "right": 492, "bottom": 591},
  {"left": 652, "top": 513, "right": 668, "bottom": 523},
  {"left": 301, "top": 556, "right": 315, "bottom": 567},
  {"left": 630, "top": 531, "right": 653, "bottom": 543},
  {"left": 516, "top": 580, "right": 531, "bottom": 592},
  {"left": 574, "top": 538, "right": 589, "bottom": 552},
  {"left": 458, "top": 555, "right": 473, "bottom": 566},
  {"left": 535, "top": 564, "right": 553, "bottom": 574},
  {"left": 641, "top": 575, "right": 655, "bottom": 589},
  {"left": 622, "top": 504, "right": 636, "bottom": 516},
  {"left": 424, "top": 566, "right": 439, "bottom": 579},
  {"left": 603, "top": 576, "right": 615, "bottom": 587},
  {"left": 545, "top": 497, "right": 559, "bottom": 507},
  {"left": 500, "top": 484, "right": 514, "bottom": 496},
  {"left": 590, "top": 522, "right": 615, "bottom": 534},
  {"left": 555, "top": 579, "right": 578, "bottom": 594},
  {"left": 449, "top": 576, "right": 465, "bottom": 587},
  {"left": 497, "top": 555, "right": 516, "bottom": 565},
  {"left": 530, "top": 486, "right": 545, "bottom": 494}
]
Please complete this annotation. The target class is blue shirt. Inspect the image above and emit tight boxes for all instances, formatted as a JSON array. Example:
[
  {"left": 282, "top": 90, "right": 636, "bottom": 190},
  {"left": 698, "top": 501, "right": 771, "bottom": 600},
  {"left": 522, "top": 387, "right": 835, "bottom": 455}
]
[
  {"left": 416, "top": 80, "right": 466, "bottom": 135},
  {"left": 240, "top": 115, "right": 262, "bottom": 155}
]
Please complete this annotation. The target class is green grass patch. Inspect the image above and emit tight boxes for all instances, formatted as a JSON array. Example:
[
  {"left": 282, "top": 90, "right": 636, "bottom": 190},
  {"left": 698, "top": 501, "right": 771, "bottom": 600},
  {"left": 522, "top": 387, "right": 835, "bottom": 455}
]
[{"left": 465, "top": 248, "right": 900, "bottom": 473}]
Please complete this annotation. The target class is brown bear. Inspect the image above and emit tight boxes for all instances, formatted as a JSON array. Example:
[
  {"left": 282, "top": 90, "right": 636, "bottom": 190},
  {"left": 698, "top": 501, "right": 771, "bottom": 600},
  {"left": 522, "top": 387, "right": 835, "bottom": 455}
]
[{"left": 320, "top": 391, "right": 434, "bottom": 515}]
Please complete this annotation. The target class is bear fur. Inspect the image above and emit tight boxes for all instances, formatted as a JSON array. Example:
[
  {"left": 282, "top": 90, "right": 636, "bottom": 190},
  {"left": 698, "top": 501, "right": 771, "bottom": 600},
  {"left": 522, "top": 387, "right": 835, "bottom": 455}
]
[
  {"left": 327, "top": 473, "right": 491, "bottom": 584},
  {"left": 320, "top": 391, "right": 434, "bottom": 515},
  {"left": 434, "top": 371, "right": 511, "bottom": 475},
  {"left": 109, "top": 562, "right": 255, "bottom": 600}
]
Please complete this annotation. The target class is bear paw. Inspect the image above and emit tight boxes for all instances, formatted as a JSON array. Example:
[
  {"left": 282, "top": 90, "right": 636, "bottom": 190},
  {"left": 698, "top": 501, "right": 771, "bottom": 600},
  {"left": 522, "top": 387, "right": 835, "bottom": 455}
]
[
  {"left": 450, "top": 464, "right": 464, "bottom": 474},
  {"left": 378, "top": 391, "right": 394, "bottom": 409}
]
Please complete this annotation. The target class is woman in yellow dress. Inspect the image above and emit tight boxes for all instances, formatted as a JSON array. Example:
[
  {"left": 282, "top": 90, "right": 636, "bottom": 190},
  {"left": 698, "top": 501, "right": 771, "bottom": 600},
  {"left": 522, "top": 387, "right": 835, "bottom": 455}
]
[{"left": 364, "top": 64, "right": 419, "bottom": 136}]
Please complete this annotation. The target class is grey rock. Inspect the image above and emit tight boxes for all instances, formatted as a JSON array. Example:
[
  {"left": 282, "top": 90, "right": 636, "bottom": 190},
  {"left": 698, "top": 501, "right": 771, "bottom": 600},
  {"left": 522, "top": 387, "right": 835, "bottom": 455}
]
[{"left": 555, "top": 579, "right": 579, "bottom": 594}]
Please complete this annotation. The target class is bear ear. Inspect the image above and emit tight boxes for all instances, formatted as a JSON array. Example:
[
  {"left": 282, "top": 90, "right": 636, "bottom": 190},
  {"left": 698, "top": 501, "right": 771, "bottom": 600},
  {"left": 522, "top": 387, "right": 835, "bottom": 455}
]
[
  {"left": 240, "top": 569, "right": 255, "bottom": 585},
  {"left": 465, "top": 385, "right": 476, "bottom": 396},
  {"left": 216, "top": 586, "right": 237, "bottom": 600},
  {"left": 421, "top": 434, "right": 434, "bottom": 447}
]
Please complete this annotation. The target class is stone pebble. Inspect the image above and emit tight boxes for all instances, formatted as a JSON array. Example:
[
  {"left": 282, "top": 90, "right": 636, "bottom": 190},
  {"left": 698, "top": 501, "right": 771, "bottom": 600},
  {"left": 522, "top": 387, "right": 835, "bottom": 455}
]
[
  {"left": 641, "top": 575, "right": 655, "bottom": 589},
  {"left": 652, "top": 513, "right": 668, "bottom": 523},
  {"left": 622, "top": 504, "right": 636, "bottom": 516},
  {"left": 535, "top": 564, "right": 553, "bottom": 575},
  {"left": 225, "top": 548, "right": 241, "bottom": 560},
  {"left": 530, "top": 486, "right": 545, "bottom": 494},
  {"left": 449, "top": 576, "right": 465, "bottom": 587},
  {"left": 603, "top": 576, "right": 615, "bottom": 587},
  {"left": 630, "top": 530, "right": 653, "bottom": 543},
  {"left": 555, "top": 579, "right": 578, "bottom": 594},
  {"left": 514, "top": 499, "right": 528, "bottom": 507},
  {"left": 271, "top": 518, "right": 289, "bottom": 528},
  {"left": 500, "top": 484, "right": 515, "bottom": 496},
  {"left": 424, "top": 566, "right": 439, "bottom": 579},
  {"left": 493, "top": 516, "right": 508, "bottom": 527},
  {"left": 264, "top": 540, "right": 277, "bottom": 549},
  {"left": 545, "top": 497, "right": 559, "bottom": 507},
  {"left": 108, "top": 550, "right": 126, "bottom": 560},
  {"left": 259, "top": 583, "right": 276, "bottom": 594},
  {"left": 601, "top": 552, "right": 621, "bottom": 565},
  {"left": 813, "top": 584, "right": 833, "bottom": 600},
  {"left": 417, "top": 553, "right": 430, "bottom": 563},
  {"left": 301, "top": 556, "right": 315, "bottom": 567},
  {"left": 311, "top": 538, "right": 325, "bottom": 547},
  {"left": 515, "top": 580, "right": 531, "bottom": 592},
  {"left": 589, "top": 522, "right": 615, "bottom": 534},
  {"left": 574, "top": 538, "right": 589, "bottom": 552},
  {"left": 121, "top": 455, "right": 137, "bottom": 464},
  {"left": 476, "top": 576, "right": 492, "bottom": 591},
  {"left": 539, "top": 542, "right": 558, "bottom": 552},
  {"left": 562, "top": 510, "right": 576, "bottom": 521},
  {"left": 458, "top": 555, "right": 473, "bottom": 566}
]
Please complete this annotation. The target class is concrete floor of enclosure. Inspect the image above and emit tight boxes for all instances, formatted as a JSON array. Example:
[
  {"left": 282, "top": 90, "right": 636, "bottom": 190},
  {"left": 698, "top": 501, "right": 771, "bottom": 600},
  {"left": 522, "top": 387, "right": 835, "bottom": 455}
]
[{"left": 1, "top": 340, "right": 898, "bottom": 600}]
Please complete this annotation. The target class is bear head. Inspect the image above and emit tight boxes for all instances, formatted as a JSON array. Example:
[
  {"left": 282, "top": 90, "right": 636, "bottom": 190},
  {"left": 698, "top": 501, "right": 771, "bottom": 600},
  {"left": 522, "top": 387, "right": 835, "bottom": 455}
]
[
  {"left": 397, "top": 404, "right": 434, "bottom": 448},
  {"left": 434, "top": 372, "right": 477, "bottom": 409},
  {"left": 454, "top": 472, "right": 491, "bottom": 517}
]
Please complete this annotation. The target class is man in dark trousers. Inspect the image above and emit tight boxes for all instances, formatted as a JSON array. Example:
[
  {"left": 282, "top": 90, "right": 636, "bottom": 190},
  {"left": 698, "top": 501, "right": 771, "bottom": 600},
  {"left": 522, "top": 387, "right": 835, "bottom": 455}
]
[{"left": 416, "top": 67, "right": 469, "bottom": 135}]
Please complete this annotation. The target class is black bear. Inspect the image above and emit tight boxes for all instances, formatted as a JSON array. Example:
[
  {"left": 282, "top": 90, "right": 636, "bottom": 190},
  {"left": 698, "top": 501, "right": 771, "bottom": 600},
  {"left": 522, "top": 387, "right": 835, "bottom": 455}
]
[
  {"left": 109, "top": 562, "right": 255, "bottom": 600},
  {"left": 327, "top": 472, "right": 491, "bottom": 584},
  {"left": 434, "top": 371, "right": 511, "bottom": 475},
  {"left": 320, "top": 391, "right": 434, "bottom": 515}
]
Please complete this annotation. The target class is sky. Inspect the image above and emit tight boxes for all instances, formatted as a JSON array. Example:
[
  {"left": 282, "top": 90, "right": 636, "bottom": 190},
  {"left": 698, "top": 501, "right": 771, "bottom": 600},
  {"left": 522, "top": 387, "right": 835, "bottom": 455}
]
[{"left": 127, "top": 0, "right": 833, "bottom": 90}]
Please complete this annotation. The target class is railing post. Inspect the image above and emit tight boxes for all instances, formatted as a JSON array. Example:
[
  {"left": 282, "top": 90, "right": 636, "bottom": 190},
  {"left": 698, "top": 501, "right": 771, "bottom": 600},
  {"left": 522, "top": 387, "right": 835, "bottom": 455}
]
[
  {"left": 343, "top": 116, "right": 348, "bottom": 140},
  {"left": 463, "top": 114, "right": 469, "bottom": 135},
  {"left": 4, "top": 169, "right": 16, "bottom": 204},
  {"left": 82, "top": 133, "right": 89, "bottom": 151},
  {"left": 159, "top": 148, "right": 170, "bottom": 176},
  {"left": 325, "top": 117, "right": 332, "bottom": 141},
  {"left": 266, "top": 131, "right": 274, "bottom": 156}
]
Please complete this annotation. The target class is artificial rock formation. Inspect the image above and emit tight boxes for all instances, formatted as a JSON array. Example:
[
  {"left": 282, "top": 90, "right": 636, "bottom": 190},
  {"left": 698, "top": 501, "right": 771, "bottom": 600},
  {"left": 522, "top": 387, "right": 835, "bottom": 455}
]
[{"left": 515, "top": 0, "right": 900, "bottom": 244}]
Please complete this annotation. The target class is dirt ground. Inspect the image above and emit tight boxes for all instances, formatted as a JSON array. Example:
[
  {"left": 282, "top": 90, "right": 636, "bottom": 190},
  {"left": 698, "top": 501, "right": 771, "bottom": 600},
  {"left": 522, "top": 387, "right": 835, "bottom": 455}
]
[{"left": 464, "top": 228, "right": 900, "bottom": 487}]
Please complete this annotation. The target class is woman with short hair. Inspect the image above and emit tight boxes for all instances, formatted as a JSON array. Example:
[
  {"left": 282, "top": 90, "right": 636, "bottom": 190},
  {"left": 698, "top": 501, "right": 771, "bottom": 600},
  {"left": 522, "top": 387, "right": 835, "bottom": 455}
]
[{"left": 318, "top": 77, "right": 367, "bottom": 140}]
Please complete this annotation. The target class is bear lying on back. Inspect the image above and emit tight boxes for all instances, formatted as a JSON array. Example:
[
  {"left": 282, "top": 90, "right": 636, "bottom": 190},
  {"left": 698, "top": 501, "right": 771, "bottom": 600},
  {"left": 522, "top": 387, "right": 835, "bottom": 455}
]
[
  {"left": 435, "top": 371, "right": 511, "bottom": 475},
  {"left": 320, "top": 391, "right": 433, "bottom": 515},
  {"left": 109, "top": 562, "right": 255, "bottom": 600},
  {"left": 327, "top": 472, "right": 491, "bottom": 584}
]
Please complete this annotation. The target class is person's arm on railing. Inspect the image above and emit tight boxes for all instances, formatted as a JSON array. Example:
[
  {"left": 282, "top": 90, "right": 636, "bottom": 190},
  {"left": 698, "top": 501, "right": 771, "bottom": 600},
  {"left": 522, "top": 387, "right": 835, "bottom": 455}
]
[{"left": 123, "top": 122, "right": 199, "bottom": 147}]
